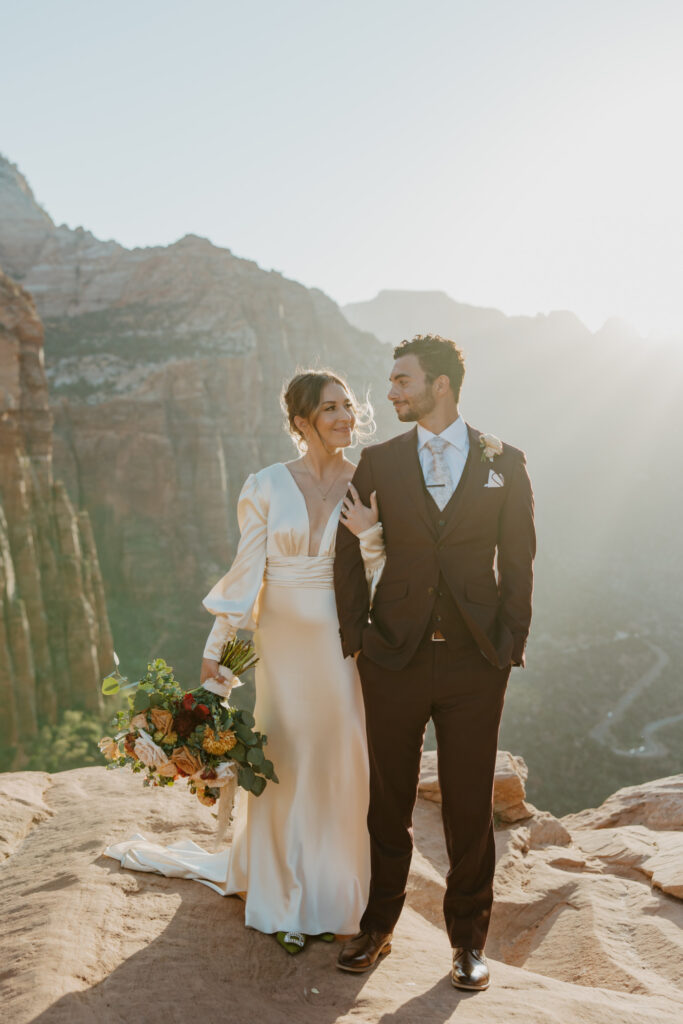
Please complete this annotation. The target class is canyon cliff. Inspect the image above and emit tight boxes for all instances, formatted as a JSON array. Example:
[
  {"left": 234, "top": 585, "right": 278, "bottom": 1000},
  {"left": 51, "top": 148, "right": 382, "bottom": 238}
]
[{"left": 0, "top": 268, "right": 113, "bottom": 768}]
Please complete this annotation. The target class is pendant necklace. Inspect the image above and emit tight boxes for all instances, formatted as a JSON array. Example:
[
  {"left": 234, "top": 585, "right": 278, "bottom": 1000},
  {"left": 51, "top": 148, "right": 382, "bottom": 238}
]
[{"left": 302, "top": 458, "right": 345, "bottom": 502}]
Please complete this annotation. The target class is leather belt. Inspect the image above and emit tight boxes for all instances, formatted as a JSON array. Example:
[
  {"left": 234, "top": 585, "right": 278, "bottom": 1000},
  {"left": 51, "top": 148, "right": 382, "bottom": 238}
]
[{"left": 431, "top": 629, "right": 446, "bottom": 642}]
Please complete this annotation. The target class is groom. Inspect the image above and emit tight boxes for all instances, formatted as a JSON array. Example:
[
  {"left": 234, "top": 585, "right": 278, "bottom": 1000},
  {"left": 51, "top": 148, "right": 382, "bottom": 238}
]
[{"left": 334, "top": 334, "right": 535, "bottom": 990}]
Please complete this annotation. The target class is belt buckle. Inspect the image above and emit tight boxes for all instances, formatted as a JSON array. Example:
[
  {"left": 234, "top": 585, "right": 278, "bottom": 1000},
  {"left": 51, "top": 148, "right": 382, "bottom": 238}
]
[{"left": 431, "top": 630, "right": 446, "bottom": 642}]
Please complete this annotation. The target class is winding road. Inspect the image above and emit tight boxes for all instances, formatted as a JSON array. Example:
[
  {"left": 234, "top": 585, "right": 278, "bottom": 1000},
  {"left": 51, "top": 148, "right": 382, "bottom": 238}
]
[{"left": 589, "top": 641, "right": 680, "bottom": 758}]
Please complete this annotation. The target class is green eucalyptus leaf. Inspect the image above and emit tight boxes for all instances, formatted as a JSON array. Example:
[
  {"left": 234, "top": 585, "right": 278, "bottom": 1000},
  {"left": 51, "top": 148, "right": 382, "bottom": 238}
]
[
  {"left": 251, "top": 775, "right": 266, "bottom": 796},
  {"left": 238, "top": 764, "right": 256, "bottom": 791},
  {"left": 133, "top": 689, "right": 151, "bottom": 713},
  {"left": 231, "top": 740, "right": 246, "bottom": 762},
  {"left": 246, "top": 747, "right": 264, "bottom": 767},
  {"left": 101, "top": 676, "right": 119, "bottom": 695},
  {"left": 234, "top": 721, "right": 258, "bottom": 745}
]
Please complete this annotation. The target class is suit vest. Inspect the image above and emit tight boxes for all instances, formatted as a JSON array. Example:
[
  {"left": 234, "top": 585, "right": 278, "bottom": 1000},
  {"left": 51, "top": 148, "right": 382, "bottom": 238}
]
[{"left": 422, "top": 478, "right": 476, "bottom": 650}]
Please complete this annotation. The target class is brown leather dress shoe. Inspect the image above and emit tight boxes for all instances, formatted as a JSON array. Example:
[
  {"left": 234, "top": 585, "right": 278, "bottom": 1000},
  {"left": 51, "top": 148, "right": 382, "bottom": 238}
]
[
  {"left": 451, "top": 948, "right": 490, "bottom": 990},
  {"left": 337, "top": 930, "right": 393, "bottom": 973}
]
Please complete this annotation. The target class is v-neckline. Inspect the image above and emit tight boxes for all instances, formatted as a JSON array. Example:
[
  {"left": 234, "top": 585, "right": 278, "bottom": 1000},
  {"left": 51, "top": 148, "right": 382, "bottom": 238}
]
[{"left": 279, "top": 463, "right": 344, "bottom": 558}]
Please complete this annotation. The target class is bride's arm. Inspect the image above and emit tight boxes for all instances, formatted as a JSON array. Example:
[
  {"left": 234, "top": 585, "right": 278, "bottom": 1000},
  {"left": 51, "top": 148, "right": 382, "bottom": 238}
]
[
  {"left": 341, "top": 483, "right": 386, "bottom": 605},
  {"left": 201, "top": 473, "right": 268, "bottom": 665}
]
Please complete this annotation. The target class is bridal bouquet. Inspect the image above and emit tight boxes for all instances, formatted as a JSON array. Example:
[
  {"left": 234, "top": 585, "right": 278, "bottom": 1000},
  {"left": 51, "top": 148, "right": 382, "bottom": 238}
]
[{"left": 98, "top": 641, "right": 278, "bottom": 814}]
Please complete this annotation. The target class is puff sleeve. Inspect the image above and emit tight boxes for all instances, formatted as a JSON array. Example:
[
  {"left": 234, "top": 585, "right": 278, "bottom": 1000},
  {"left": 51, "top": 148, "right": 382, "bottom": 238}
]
[{"left": 202, "top": 473, "right": 268, "bottom": 660}]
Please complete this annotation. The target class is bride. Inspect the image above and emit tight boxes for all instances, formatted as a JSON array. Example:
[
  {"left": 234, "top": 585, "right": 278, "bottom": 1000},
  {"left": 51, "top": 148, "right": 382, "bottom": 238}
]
[{"left": 106, "top": 370, "right": 384, "bottom": 952}]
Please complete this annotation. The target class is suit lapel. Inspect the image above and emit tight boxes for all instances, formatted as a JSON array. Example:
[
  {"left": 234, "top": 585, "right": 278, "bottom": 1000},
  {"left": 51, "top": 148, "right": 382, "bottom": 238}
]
[
  {"left": 397, "top": 427, "right": 438, "bottom": 536},
  {"left": 438, "top": 424, "right": 484, "bottom": 541}
]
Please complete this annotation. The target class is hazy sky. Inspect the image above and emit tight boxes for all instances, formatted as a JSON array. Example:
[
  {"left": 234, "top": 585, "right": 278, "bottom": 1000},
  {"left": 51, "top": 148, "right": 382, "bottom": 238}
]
[{"left": 3, "top": 0, "right": 682, "bottom": 335}]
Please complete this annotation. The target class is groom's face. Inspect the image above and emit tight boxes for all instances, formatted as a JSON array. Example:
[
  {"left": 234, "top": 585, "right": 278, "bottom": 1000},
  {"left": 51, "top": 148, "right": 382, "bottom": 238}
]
[{"left": 388, "top": 355, "right": 436, "bottom": 422}]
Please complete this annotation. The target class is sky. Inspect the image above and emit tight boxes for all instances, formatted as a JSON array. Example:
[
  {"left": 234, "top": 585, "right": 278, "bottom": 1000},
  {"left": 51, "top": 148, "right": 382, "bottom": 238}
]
[{"left": 3, "top": 0, "right": 683, "bottom": 336}]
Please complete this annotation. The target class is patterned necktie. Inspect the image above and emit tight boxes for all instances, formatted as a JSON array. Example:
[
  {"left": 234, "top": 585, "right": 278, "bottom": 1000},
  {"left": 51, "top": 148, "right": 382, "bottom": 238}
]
[{"left": 424, "top": 437, "right": 454, "bottom": 511}]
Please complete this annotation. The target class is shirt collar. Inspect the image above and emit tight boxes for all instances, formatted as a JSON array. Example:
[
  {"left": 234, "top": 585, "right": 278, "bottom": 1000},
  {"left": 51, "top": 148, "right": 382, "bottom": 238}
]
[{"left": 417, "top": 415, "right": 469, "bottom": 452}]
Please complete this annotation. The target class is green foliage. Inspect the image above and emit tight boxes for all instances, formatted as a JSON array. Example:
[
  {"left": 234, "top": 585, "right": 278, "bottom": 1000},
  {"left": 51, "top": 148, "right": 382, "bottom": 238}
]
[
  {"left": 233, "top": 719, "right": 258, "bottom": 745},
  {"left": 27, "top": 710, "right": 109, "bottom": 774},
  {"left": 133, "top": 689, "right": 151, "bottom": 713},
  {"left": 250, "top": 775, "right": 266, "bottom": 796},
  {"left": 246, "top": 747, "right": 264, "bottom": 768},
  {"left": 237, "top": 764, "right": 256, "bottom": 791}
]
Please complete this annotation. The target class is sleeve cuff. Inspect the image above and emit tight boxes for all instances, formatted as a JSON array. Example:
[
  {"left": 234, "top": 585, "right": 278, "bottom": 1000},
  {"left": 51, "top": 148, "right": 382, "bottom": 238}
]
[
  {"left": 357, "top": 521, "right": 383, "bottom": 542},
  {"left": 203, "top": 616, "right": 235, "bottom": 661}
]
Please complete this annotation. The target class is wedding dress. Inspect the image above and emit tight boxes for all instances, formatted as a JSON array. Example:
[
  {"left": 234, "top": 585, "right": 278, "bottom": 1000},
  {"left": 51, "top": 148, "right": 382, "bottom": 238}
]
[{"left": 105, "top": 462, "right": 384, "bottom": 936}]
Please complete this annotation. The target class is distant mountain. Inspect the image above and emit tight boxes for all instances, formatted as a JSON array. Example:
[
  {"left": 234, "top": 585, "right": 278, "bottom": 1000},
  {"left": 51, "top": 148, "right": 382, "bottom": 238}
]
[{"left": 344, "top": 289, "right": 510, "bottom": 344}]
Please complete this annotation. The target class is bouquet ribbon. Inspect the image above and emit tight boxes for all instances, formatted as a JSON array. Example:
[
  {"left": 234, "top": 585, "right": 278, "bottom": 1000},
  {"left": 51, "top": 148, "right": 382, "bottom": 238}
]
[
  {"left": 201, "top": 665, "right": 242, "bottom": 701},
  {"left": 188, "top": 760, "right": 237, "bottom": 847}
]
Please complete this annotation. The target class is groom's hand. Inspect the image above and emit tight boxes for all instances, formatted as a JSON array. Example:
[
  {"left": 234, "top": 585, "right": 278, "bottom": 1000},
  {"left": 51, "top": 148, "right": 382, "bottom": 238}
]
[{"left": 200, "top": 658, "right": 220, "bottom": 684}]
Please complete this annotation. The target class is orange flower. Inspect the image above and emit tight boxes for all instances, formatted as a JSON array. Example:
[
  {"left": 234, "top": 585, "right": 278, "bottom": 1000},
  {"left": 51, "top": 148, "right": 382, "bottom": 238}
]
[
  {"left": 130, "top": 712, "right": 149, "bottom": 731},
  {"left": 157, "top": 761, "right": 179, "bottom": 779},
  {"left": 98, "top": 736, "right": 120, "bottom": 760},
  {"left": 149, "top": 707, "right": 174, "bottom": 736},
  {"left": 171, "top": 746, "right": 203, "bottom": 777},
  {"left": 195, "top": 786, "right": 217, "bottom": 807},
  {"left": 202, "top": 729, "right": 238, "bottom": 756}
]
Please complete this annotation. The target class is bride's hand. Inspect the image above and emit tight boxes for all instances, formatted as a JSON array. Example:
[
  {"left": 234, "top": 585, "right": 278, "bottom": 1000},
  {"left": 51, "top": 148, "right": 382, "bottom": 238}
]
[
  {"left": 200, "top": 658, "right": 220, "bottom": 684},
  {"left": 341, "top": 483, "right": 379, "bottom": 536}
]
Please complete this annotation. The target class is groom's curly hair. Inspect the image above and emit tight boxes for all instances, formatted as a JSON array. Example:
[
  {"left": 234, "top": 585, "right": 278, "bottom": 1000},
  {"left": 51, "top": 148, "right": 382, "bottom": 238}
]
[{"left": 394, "top": 334, "right": 466, "bottom": 402}]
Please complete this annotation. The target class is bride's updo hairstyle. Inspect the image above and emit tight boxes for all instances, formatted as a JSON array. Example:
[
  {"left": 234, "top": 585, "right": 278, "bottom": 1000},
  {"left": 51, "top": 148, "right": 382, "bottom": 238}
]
[{"left": 282, "top": 369, "right": 375, "bottom": 453}]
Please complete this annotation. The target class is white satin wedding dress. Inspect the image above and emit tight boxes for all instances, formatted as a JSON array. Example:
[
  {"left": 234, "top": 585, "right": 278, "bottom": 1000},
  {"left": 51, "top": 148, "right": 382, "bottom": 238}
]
[{"left": 106, "top": 462, "right": 384, "bottom": 936}]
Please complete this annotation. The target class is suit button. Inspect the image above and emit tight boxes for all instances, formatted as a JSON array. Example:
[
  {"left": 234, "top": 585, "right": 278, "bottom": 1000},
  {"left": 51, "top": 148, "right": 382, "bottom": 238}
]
[
  {"left": 427, "top": 587, "right": 435, "bottom": 595},
  {"left": 438, "top": 519, "right": 446, "bottom": 527},
  {"left": 436, "top": 615, "right": 443, "bottom": 622}
]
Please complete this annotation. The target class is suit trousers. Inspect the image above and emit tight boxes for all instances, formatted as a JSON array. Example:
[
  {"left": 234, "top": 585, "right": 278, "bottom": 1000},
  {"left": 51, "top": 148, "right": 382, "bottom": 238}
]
[{"left": 357, "top": 629, "right": 510, "bottom": 948}]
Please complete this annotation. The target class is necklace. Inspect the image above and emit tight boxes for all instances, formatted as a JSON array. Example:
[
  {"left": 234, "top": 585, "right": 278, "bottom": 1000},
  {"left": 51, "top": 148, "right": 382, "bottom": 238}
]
[{"left": 301, "top": 458, "right": 346, "bottom": 502}]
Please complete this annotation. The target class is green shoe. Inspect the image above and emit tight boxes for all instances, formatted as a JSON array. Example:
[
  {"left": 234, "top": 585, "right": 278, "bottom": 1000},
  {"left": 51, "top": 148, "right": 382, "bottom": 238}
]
[
  {"left": 276, "top": 931, "right": 307, "bottom": 954},
  {"left": 316, "top": 932, "right": 336, "bottom": 943}
]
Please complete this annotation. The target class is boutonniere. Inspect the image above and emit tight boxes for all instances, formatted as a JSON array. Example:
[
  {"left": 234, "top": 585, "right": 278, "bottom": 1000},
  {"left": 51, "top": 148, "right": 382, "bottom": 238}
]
[{"left": 479, "top": 433, "right": 503, "bottom": 462}]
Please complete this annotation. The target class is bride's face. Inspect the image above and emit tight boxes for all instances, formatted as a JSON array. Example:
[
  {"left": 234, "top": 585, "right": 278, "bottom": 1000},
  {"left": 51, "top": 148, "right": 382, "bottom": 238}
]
[{"left": 307, "top": 382, "right": 356, "bottom": 450}]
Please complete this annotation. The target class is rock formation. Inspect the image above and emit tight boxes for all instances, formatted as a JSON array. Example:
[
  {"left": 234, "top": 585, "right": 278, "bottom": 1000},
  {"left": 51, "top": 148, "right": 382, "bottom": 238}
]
[
  {"left": 1, "top": 754, "right": 681, "bottom": 1023},
  {"left": 0, "top": 269, "right": 113, "bottom": 767}
]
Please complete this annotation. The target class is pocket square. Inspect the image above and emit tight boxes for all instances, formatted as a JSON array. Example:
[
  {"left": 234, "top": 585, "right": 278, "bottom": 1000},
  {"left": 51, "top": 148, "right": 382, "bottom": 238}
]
[{"left": 484, "top": 470, "right": 504, "bottom": 488}]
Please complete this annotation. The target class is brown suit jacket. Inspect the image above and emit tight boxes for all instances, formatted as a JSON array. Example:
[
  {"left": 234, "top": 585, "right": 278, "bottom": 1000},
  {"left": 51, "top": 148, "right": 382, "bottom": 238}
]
[{"left": 334, "top": 424, "right": 536, "bottom": 670}]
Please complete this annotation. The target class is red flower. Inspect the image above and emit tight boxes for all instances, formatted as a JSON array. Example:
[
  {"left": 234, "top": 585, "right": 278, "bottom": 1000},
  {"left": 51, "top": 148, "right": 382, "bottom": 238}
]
[
  {"left": 181, "top": 693, "right": 195, "bottom": 710},
  {"left": 196, "top": 704, "right": 210, "bottom": 718},
  {"left": 173, "top": 708, "right": 199, "bottom": 738}
]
